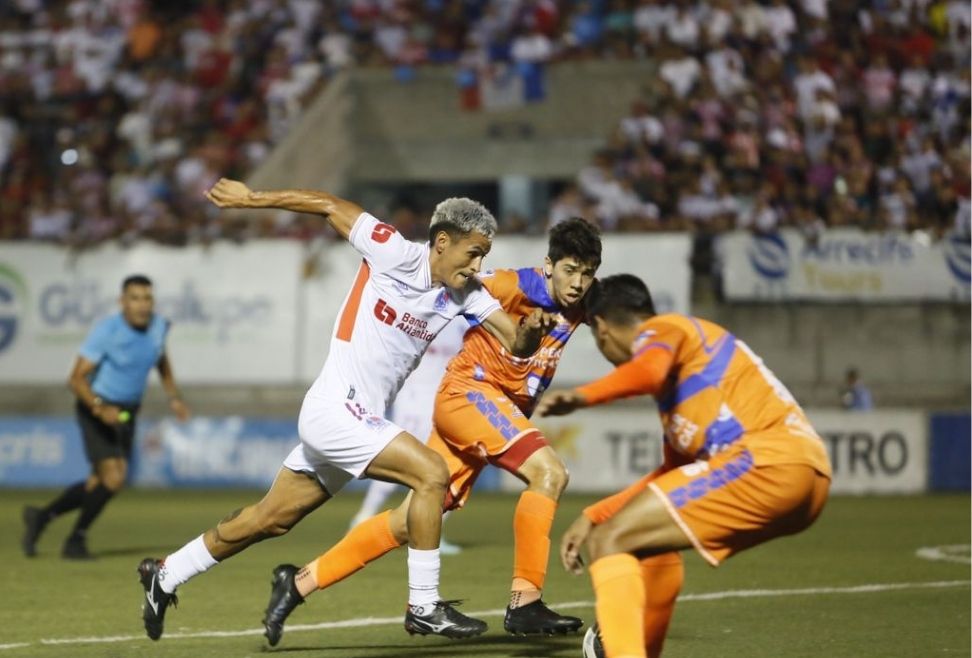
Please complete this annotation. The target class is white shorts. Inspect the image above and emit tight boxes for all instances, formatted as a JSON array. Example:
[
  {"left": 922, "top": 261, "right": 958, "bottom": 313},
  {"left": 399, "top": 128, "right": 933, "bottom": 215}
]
[{"left": 283, "top": 392, "right": 405, "bottom": 494}]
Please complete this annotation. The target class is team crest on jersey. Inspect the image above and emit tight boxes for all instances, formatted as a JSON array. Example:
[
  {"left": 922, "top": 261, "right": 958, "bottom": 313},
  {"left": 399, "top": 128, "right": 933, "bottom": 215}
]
[
  {"left": 365, "top": 415, "right": 389, "bottom": 431},
  {"left": 394, "top": 280, "right": 409, "bottom": 292},
  {"left": 434, "top": 289, "right": 451, "bottom": 311},
  {"left": 479, "top": 268, "right": 496, "bottom": 279},
  {"left": 473, "top": 364, "right": 486, "bottom": 381},
  {"left": 631, "top": 329, "right": 657, "bottom": 353}
]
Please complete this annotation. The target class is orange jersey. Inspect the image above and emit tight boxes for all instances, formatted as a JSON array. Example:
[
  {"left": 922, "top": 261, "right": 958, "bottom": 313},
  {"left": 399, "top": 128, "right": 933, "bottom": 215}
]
[
  {"left": 577, "top": 314, "right": 831, "bottom": 476},
  {"left": 444, "top": 268, "right": 584, "bottom": 417}
]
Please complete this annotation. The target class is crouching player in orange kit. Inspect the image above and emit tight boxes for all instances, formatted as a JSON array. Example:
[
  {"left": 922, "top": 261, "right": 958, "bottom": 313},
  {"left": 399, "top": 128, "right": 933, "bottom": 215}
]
[
  {"left": 263, "top": 218, "right": 603, "bottom": 643},
  {"left": 537, "top": 274, "right": 832, "bottom": 658}
]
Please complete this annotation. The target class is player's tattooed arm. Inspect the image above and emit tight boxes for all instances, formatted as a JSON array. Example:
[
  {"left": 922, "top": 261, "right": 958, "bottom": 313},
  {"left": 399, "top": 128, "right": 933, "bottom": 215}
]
[{"left": 206, "top": 178, "right": 364, "bottom": 239}]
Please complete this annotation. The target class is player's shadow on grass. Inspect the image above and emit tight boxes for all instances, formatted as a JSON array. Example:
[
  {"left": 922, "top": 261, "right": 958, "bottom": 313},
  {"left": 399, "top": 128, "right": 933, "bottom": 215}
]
[{"left": 261, "top": 632, "right": 580, "bottom": 657}]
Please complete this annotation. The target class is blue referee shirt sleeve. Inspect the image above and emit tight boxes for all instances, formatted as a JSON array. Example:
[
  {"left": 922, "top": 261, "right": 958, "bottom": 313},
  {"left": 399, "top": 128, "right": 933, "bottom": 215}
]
[{"left": 78, "top": 317, "right": 112, "bottom": 364}]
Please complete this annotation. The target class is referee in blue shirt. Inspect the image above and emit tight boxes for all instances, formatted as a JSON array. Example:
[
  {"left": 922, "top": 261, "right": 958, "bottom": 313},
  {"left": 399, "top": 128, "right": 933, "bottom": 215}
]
[{"left": 22, "top": 274, "right": 190, "bottom": 559}]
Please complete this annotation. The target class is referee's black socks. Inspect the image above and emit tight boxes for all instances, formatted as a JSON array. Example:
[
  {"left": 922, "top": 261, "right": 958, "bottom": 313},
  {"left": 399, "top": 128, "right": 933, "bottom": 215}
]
[
  {"left": 69, "top": 484, "right": 115, "bottom": 539},
  {"left": 42, "top": 480, "right": 87, "bottom": 521}
]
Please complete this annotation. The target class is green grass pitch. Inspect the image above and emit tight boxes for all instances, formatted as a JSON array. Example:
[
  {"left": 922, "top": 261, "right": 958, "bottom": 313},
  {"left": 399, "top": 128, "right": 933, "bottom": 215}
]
[{"left": 1, "top": 490, "right": 968, "bottom": 657}]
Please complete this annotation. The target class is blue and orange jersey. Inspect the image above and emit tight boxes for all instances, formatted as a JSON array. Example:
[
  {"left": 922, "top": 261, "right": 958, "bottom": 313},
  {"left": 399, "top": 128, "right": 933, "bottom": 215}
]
[
  {"left": 577, "top": 314, "right": 831, "bottom": 476},
  {"left": 444, "top": 267, "right": 584, "bottom": 417}
]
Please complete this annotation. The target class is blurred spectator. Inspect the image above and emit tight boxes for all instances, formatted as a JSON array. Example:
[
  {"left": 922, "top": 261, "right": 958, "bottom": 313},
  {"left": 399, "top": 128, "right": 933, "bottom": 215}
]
[
  {"left": 0, "top": 0, "right": 968, "bottom": 246},
  {"left": 841, "top": 368, "right": 874, "bottom": 411}
]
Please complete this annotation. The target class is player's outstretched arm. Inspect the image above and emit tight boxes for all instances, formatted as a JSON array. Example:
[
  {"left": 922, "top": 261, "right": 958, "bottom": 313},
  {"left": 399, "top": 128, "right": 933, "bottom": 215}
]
[
  {"left": 480, "top": 308, "right": 557, "bottom": 357},
  {"left": 535, "top": 389, "right": 587, "bottom": 417},
  {"left": 205, "top": 178, "right": 364, "bottom": 240}
]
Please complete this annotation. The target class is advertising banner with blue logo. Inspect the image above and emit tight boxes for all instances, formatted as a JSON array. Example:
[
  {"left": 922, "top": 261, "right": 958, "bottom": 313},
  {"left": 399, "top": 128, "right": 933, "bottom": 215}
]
[
  {"left": 0, "top": 235, "right": 691, "bottom": 386},
  {"left": 0, "top": 408, "right": 929, "bottom": 494},
  {"left": 130, "top": 417, "right": 301, "bottom": 488},
  {"left": 0, "top": 242, "right": 301, "bottom": 383},
  {"left": 721, "top": 229, "right": 970, "bottom": 302},
  {"left": 0, "top": 418, "right": 89, "bottom": 486}
]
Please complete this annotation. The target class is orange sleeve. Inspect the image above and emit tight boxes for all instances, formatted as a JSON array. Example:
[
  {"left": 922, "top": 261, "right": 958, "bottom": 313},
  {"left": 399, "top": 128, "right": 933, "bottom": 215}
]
[
  {"left": 480, "top": 269, "right": 520, "bottom": 309},
  {"left": 576, "top": 346, "right": 675, "bottom": 405},
  {"left": 582, "top": 442, "right": 691, "bottom": 524},
  {"left": 583, "top": 472, "right": 657, "bottom": 524}
]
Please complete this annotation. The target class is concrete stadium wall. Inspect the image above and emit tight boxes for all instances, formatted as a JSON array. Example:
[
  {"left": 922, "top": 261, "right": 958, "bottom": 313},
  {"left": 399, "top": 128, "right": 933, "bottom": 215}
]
[
  {"left": 249, "top": 61, "right": 655, "bottom": 188},
  {"left": 692, "top": 300, "right": 970, "bottom": 409}
]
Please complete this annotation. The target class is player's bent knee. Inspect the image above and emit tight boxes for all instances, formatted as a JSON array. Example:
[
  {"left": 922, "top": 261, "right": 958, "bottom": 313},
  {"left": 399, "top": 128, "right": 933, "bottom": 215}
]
[
  {"left": 586, "top": 520, "right": 628, "bottom": 562},
  {"left": 413, "top": 453, "right": 449, "bottom": 494},
  {"left": 548, "top": 459, "right": 569, "bottom": 494}
]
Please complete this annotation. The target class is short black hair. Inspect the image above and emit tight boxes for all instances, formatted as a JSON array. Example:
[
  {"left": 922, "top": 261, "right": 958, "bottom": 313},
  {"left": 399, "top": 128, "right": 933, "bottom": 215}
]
[
  {"left": 585, "top": 274, "right": 656, "bottom": 325},
  {"left": 547, "top": 217, "right": 602, "bottom": 268},
  {"left": 122, "top": 274, "right": 152, "bottom": 291}
]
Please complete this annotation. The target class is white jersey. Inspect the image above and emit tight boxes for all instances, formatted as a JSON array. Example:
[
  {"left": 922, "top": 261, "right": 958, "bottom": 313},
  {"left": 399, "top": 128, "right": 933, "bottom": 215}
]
[
  {"left": 308, "top": 213, "right": 501, "bottom": 414},
  {"left": 389, "top": 316, "right": 468, "bottom": 439}
]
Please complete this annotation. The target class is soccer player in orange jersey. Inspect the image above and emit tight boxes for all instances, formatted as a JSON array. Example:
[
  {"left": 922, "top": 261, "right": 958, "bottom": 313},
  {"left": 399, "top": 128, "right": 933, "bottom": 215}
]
[
  {"left": 537, "top": 274, "right": 832, "bottom": 658},
  {"left": 265, "top": 217, "right": 602, "bottom": 642}
]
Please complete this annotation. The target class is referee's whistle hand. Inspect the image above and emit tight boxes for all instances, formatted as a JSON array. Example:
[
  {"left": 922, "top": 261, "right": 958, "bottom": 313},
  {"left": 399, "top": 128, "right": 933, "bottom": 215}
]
[{"left": 96, "top": 405, "right": 123, "bottom": 425}]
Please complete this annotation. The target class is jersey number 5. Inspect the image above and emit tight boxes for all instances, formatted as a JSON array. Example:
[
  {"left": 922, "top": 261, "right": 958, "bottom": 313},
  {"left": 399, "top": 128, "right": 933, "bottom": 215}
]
[
  {"left": 371, "top": 223, "right": 396, "bottom": 243},
  {"left": 374, "top": 299, "right": 397, "bottom": 325}
]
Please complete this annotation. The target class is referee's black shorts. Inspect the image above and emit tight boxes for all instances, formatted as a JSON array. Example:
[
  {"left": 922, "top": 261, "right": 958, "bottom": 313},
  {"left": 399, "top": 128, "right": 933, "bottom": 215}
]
[{"left": 75, "top": 400, "right": 139, "bottom": 463}]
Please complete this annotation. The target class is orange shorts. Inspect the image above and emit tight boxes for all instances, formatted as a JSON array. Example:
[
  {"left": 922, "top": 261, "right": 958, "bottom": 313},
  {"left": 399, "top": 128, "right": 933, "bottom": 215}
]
[
  {"left": 429, "top": 381, "right": 549, "bottom": 511},
  {"left": 642, "top": 437, "right": 830, "bottom": 566}
]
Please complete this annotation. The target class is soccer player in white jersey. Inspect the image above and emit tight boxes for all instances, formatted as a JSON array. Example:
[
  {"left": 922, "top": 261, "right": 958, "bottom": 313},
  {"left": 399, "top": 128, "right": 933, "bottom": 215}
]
[
  {"left": 348, "top": 316, "right": 468, "bottom": 556},
  {"left": 137, "top": 178, "right": 553, "bottom": 642}
]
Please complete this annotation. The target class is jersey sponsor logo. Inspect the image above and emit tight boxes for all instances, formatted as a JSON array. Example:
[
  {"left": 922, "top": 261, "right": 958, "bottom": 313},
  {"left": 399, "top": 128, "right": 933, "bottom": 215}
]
[
  {"left": 666, "top": 414, "right": 699, "bottom": 450},
  {"left": 374, "top": 299, "right": 397, "bottom": 325},
  {"left": 373, "top": 300, "right": 436, "bottom": 342},
  {"left": 395, "top": 312, "right": 435, "bottom": 342},
  {"left": 345, "top": 402, "right": 367, "bottom": 420},
  {"left": 370, "top": 223, "right": 396, "bottom": 243}
]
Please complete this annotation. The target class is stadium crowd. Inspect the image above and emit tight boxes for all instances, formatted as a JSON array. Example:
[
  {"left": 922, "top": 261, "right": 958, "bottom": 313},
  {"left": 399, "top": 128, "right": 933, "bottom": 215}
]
[{"left": 0, "top": 0, "right": 968, "bottom": 245}]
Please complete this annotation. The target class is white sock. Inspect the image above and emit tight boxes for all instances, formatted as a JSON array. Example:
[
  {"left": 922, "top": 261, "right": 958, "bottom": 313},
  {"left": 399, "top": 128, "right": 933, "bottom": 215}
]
[
  {"left": 158, "top": 535, "right": 218, "bottom": 594},
  {"left": 353, "top": 480, "right": 400, "bottom": 526},
  {"left": 407, "top": 547, "right": 440, "bottom": 608}
]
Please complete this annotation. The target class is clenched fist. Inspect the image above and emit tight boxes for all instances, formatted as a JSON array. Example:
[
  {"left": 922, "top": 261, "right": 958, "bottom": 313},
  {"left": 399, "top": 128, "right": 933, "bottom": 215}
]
[{"left": 206, "top": 178, "right": 255, "bottom": 208}]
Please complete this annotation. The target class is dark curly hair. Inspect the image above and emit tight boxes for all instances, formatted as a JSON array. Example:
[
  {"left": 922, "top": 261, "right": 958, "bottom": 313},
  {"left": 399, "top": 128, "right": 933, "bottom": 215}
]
[{"left": 547, "top": 217, "right": 602, "bottom": 268}]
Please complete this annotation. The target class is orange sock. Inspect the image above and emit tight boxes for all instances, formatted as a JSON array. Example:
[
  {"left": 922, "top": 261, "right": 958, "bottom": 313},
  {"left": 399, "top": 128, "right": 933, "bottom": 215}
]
[
  {"left": 512, "top": 490, "right": 557, "bottom": 594},
  {"left": 641, "top": 552, "right": 683, "bottom": 658},
  {"left": 315, "top": 510, "right": 403, "bottom": 589},
  {"left": 590, "top": 554, "right": 646, "bottom": 658}
]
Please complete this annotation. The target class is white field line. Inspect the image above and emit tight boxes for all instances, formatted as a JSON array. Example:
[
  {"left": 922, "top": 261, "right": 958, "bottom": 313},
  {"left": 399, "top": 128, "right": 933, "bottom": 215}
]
[
  {"left": 2, "top": 579, "right": 967, "bottom": 651},
  {"left": 915, "top": 544, "right": 972, "bottom": 565}
]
